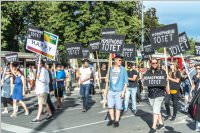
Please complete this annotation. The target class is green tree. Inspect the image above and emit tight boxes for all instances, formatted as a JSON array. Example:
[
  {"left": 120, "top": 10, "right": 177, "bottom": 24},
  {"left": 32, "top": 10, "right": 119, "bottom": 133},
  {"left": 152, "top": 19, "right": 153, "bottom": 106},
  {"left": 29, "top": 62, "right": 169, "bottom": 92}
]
[{"left": 1, "top": 1, "right": 161, "bottom": 62}]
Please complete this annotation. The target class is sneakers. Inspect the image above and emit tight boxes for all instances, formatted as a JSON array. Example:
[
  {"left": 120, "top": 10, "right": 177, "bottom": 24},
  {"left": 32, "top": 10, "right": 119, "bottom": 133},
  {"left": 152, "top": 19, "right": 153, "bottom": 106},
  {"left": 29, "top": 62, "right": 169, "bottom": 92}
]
[
  {"left": 113, "top": 121, "right": 119, "bottom": 128},
  {"left": 31, "top": 118, "right": 40, "bottom": 123},
  {"left": 45, "top": 115, "right": 53, "bottom": 120},
  {"left": 2, "top": 110, "right": 8, "bottom": 114},
  {"left": 107, "top": 120, "right": 114, "bottom": 126},
  {"left": 10, "top": 113, "right": 17, "bottom": 118},
  {"left": 149, "top": 128, "right": 157, "bottom": 133},
  {"left": 25, "top": 110, "right": 29, "bottom": 115},
  {"left": 164, "top": 115, "right": 171, "bottom": 121},
  {"left": 157, "top": 124, "right": 165, "bottom": 130},
  {"left": 107, "top": 120, "right": 119, "bottom": 127},
  {"left": 82, "top": 108, "right": 87, "bottom": 112},
  {"left": 170, "top": 116, "right": 176, "bottom": 121}
]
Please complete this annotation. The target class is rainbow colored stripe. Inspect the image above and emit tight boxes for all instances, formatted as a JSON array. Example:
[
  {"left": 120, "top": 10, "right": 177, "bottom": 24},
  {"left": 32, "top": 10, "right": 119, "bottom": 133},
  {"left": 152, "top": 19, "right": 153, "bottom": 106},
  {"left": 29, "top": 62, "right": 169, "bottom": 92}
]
[
  {"left": 27, "top": 46, "right": 54, "bottom": 59},
  {"left": 44, "top": 32, "right": 57, "bottom": 45}
]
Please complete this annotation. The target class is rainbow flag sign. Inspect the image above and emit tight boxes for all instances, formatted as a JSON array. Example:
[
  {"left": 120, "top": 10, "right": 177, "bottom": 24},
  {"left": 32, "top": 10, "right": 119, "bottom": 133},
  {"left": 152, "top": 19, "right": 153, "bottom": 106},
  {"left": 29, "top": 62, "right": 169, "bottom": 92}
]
[{"left": 26, "top": 27, "right": 58, "bottom": 60}]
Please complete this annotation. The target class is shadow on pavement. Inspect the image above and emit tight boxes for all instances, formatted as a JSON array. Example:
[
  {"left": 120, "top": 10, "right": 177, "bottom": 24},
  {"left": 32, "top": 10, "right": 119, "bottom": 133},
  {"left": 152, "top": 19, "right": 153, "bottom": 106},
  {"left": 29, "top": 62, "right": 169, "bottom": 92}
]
[
  {"left": 164, "top": 126, "right": 182, "bottom": 133},
  {"left": 136, "top": 109, "right": 152, "bottom": 128},
  {"left": 30, "top": 94, "right": 97, "bottom": 133},
  {"left": 186, "top": 119, "right": 196, "bottom": 131}
]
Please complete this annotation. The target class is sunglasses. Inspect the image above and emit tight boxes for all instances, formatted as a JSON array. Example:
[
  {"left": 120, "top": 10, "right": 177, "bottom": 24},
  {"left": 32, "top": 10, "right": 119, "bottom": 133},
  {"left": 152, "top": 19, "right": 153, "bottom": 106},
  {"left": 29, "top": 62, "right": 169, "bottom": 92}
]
[
  {"left": 196, "top": 68, "right": 200, "bottom": 70},
  {"left": 152, "top": 62, "right": 158, "bottom": 64},
  {"left": 118, "top": 60, "right": 122, "bottom": 62}
]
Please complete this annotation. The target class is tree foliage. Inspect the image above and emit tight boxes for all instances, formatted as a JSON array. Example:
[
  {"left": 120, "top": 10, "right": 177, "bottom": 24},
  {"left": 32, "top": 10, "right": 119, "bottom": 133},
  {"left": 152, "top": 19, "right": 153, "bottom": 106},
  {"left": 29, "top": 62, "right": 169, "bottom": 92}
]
[{"left": 1, "top": 1, "right": 161, "bottom": 61}]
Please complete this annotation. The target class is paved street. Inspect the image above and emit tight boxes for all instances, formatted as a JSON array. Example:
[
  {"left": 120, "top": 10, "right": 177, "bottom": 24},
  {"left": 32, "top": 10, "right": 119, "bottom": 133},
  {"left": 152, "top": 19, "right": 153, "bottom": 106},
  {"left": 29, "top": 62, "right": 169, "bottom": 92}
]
[{"left": 1, "top": 88, "right": 197, "bottom": 133}]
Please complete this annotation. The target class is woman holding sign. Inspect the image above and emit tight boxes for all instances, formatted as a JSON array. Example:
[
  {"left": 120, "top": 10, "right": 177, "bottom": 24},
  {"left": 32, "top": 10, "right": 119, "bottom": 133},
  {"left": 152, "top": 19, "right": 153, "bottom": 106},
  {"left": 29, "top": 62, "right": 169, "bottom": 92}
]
[
  {"left": 165, "top": 62, "right": 181, "bottom": 121},
  {"left": 145, "top": 58, "right": 167, "bottom": 133}
]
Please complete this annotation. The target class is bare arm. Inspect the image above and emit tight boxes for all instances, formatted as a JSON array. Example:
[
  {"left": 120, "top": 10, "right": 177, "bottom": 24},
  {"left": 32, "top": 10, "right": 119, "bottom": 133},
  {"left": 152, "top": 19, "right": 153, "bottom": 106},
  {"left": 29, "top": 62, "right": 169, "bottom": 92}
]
[
  {"left": 10, "top": 77, "right": 14, "bottom": 95},
  {"left": 190, "top": 80, "right": 195, "bottom": 97},
  {"left": 168, "top": 77, "right": 180, "bottom": 83},
  {"left": 21, "top": 76, "right": 26, "bottom": 95},
  {"left": 128, "top": 75, "right": 137, "bottom": 81}
]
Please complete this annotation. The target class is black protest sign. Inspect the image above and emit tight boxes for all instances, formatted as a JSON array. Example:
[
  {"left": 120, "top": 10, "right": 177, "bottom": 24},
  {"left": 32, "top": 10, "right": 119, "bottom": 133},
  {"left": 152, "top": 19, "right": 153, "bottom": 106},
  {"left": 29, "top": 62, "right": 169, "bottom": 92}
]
[
  {"left": 150, "top": 24, "right": 179, "bottom": 49},
  {"left": 100, "top": 34, "right": 125, "bottom": 54},
  {"left": 179, "top": 32, "right": 190, "bottom": 52},
  {"left": 195, "top": 42, "right": 200, "bottom": 56},
  {"left": 141, "top": 51, "right": 150, "bottom": 61},
  {"left": 101, "top": 28, "right": 116, "bottom": 35},
  {"left": 89, "top": 40, "right": 100, "bottom": 52},
  {"left": 143, "top": 42, "right": 155, "bottom": 55},
  {"left": 167, "top": 44, "right": 182, "bottom": 56},
  {"left": 123, "top": 44, "right": 136, "bottom": 61},
  {"left": 143, "top": 72, "right": 167, "bottom": 87},
  {"left": 66, "top": 43, "right": 83, "bottom": 59},
  {"left": 5, "top": 53, "right": 18, "bottom": 62},
  {"left": 82, "top": 48, "right": 90, "bottom": 58},
  {"left": 27, "top": 26, "right": 43, "bottom": 41}
]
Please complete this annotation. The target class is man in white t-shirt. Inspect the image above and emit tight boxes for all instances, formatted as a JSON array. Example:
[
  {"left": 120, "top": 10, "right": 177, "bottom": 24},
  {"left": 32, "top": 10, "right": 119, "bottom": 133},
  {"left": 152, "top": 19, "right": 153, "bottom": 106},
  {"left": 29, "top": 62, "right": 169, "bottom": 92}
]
[
  {"left": 79, "top": 59, "right": 92, "bottom": 112},
  {"left": 32, "top": 60, "right": 52, "bottom": 123}
]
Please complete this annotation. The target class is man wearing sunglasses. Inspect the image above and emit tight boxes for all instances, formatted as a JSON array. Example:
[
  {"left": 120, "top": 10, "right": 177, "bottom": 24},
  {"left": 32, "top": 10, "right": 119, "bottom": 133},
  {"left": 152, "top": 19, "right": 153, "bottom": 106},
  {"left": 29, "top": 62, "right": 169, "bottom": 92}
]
[
  {"left": 106, "top": 54, "right": 128, "bottom": 128},
  {"left": 146, "top": 58, "right": 167, "bottom": 133}
]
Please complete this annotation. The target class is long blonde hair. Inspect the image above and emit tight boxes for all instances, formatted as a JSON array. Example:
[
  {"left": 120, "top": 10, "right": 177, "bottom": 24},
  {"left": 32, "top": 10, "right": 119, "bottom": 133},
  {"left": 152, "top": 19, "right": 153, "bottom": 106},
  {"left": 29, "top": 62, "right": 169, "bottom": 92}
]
[{"left": 169, "top": 62, "right": 179, "bottom": 79}]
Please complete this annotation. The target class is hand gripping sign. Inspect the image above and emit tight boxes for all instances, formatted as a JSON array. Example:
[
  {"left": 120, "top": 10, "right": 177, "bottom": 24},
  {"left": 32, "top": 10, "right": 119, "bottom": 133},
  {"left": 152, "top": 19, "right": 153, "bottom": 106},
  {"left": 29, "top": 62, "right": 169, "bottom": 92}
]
[{"left": 143, "top": 72, "right": 167, "bottom": 87}]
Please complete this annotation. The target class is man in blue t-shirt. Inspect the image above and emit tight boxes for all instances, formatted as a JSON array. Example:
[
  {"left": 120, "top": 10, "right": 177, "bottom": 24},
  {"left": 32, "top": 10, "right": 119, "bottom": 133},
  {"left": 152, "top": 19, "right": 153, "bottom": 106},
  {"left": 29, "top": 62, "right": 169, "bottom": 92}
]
[{"left": 55, "top": 64, "right": 66, "bottom": 109}]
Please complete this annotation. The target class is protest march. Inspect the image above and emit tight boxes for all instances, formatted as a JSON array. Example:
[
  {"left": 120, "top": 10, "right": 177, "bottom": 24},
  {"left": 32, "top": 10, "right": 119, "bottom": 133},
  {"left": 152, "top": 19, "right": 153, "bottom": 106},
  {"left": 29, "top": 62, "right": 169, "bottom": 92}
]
[{"left": 1, "top": 1, "right": 200, "bottom": 133}]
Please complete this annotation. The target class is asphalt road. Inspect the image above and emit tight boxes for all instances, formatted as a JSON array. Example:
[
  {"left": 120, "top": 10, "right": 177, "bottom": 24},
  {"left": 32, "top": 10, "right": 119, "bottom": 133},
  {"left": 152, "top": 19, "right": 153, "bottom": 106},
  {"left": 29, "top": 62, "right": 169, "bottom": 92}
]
[{"left": 1, "top": 89, "right": 197, "bottom": 133}]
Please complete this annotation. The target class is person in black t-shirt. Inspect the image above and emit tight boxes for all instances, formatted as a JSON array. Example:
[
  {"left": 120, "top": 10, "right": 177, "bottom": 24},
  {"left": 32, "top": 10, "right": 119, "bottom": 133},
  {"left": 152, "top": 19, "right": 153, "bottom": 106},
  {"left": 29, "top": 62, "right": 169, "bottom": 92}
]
[
  {"left": 165, "top": 62, "right": 181, "bottom": 121},
  {"left": 146, "top": 58, "right": 167, "bottom": 133},
  {"left": 190, "top": 63, "right": 200, "bottom": 132},
  {"left": 100, "top": 63, "right": 107, "bottom": 102},
  {"left": 124, "top": 62, "right": 138, "bottom": 115}
]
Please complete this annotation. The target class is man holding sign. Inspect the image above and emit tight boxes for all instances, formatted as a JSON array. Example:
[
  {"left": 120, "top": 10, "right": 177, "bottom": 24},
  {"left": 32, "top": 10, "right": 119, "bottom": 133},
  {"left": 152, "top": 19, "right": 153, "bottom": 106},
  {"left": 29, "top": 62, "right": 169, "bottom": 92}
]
[
  {"left": 106, "top": 54, "right": 128, "bottom": 128},
  {"left": 144, "top": 58, "right": 167, "bottom": 133}
]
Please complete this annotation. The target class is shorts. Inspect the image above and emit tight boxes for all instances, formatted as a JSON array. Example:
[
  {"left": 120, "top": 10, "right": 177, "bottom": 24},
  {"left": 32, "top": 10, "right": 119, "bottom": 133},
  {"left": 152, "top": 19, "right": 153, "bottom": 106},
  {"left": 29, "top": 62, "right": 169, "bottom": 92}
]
[
  {"left": 65, "top": 81, "right": 70, "bottom": 89},
  {"left": 149, "top": 96, "right": 164, "bottom": 114},
  {"left": 1, "top": 97, "right": 13, "bottom": 107},
  {"left": 100, "top": 82, "right": 106, "bottom": 90},
  {"left": 107, "top": 91, "right": 123, "bottom": 110},
  {"left": 54, "top": 87, "right": 64, "bottom": 98},
  {"left": 38, "top": 93, "right": 48, "bottom": 105}
]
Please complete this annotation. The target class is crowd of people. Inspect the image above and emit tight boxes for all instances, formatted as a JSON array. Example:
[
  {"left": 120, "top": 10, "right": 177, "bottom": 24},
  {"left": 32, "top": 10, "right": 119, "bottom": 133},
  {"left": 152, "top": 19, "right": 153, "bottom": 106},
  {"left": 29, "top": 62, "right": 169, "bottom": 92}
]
[{"left": 1, "top": 55, "right": 200, "bottom": 133}]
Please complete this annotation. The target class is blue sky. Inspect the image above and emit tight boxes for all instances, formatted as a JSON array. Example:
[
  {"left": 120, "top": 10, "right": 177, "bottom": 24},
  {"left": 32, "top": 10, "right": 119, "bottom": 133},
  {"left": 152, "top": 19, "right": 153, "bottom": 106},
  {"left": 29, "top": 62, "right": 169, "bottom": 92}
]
[{"left": 143, "top": 1, "right": 200, "bottom": 41}]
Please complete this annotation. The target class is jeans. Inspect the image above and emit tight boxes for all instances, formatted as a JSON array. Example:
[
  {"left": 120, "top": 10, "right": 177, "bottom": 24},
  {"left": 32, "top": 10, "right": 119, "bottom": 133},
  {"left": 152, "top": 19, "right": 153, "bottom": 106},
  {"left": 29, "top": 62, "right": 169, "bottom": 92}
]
[
  {"left": 196, "top": 121, "right": 200, "bottom": 130},
  {"left": 80, "top": 84, "right": 90, "bottom": 110},
  {"left": 124, "top": 87, "right": 138, "bottom": 111},
  {"left": 165, "top": 93, "right": 178, "bottom": 117}
]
